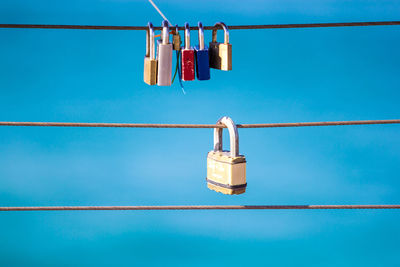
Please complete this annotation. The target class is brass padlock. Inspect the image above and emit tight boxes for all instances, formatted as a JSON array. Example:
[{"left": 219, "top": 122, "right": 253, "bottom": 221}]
[
  {"left": 143, "top": 22, "right": 157, "bottom": 85},
  {"left": 209, "top": 22, "right": 232, "bottom": 71},
  {"left": 206, "top": 116, "right": 246, "bottom": 195},
  {"left": 172, "top": 24, "right": 181, "bottom": 51}
]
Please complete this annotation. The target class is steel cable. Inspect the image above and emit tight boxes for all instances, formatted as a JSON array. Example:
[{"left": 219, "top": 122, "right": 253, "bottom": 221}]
[
  {"left": 1, "top": 21, "right": 400, "bottom": 31},
  {"left": 0, "top": 119, "right": 399, "bottom": 129},
  {"left": 1, "top": 205, "right": 399, "bottom": 211}
]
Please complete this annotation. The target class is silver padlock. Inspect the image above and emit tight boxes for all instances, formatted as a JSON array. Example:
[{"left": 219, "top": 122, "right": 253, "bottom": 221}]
[
  {"left": 157, "top": 20, "right": 173, "bottom": 86},
  {"left": 206, "top": 116, "right": 246, "bottom": 195}
]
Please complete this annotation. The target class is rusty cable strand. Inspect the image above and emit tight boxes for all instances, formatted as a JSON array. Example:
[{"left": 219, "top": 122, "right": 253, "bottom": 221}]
[
  {"left": 0, "top": 21, "right": 400, "bottom": 31},
  {"left": 0, "top": 205, "right": 400, "bottom": 211},
  {"left": 0, "top": 119, "right": 399, "bottom": 129}
]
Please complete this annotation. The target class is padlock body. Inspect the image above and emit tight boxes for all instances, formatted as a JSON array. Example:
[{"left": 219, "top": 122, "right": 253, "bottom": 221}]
[
  {"left": 173, "top": 34, "right": 181, "bottom": 51},
  {"left": 194, "top": 46, "right": 210, "bottom": 80},
  {"left": 206, "top": 151, "right": 246, "bottom": 195},
  {"left": 157, "top": 42, "right": 173, "bottom": 86},
  {"left": 209, "top": 42, "right": 232, "bottom": 71},
  {"left": 143, "top": 57, "right": 158, "bottom": 85},
  {"left": 181, "top": 48, "right": 195, "bottom": 81}
]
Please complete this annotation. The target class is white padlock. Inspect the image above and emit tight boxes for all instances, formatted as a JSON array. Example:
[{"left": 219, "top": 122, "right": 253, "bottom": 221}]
[{"left": 157, "top": 20, "right": 173, "bottom": 86}]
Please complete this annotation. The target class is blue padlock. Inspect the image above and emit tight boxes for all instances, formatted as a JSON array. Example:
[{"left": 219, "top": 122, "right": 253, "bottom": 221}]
[{"left": 194, "top": 22, "right": 210, "bottom": 80}]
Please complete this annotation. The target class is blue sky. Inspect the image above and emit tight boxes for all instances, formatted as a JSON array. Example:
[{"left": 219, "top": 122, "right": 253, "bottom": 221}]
[{"left": 0, "top": 0, "right": 400, "bottom": 266}]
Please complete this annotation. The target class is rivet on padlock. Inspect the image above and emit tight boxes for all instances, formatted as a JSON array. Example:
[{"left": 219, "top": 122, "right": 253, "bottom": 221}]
[
  {"left": 143, "top": 22, "right": 157, "bottom": 85},
  {"left": 209, "top": 22, "right": 232, "bottom": 71},
  {"left": 194, "top": 22, "right": 210, "bottom": 80},
  {"left": 181, "top": 23, "right": 195, "bottom": 81},
  {"left": 172, "top": 25, "right": 181, "bottom": 51},
  {"left": 206, "top": 116, "right": 246, "bottom": 195},
  {"left": 157, "top": 20, "right": 173, "bottom": 86}
]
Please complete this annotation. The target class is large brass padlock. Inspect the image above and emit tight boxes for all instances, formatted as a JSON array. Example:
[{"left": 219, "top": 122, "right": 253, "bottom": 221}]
[
  {"left": 143, "top": 22, "right": 157, "bottom": 85},
  {"left": 206, "top": 116, "right": 246, "bottom": 195},
  {"left": 209, "top": 22, "right": 232, "bottom": 71}
]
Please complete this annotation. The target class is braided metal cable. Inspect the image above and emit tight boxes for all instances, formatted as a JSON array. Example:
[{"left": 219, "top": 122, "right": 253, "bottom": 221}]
[
  {"left": 1, "top": 205, "right": 399, "bottom": 211},
  {"left": 0, "top": 119, "right": 399, "bottom": 129},
  {"left": 1, "top": 21, "right": 399, "bottom": 31}
]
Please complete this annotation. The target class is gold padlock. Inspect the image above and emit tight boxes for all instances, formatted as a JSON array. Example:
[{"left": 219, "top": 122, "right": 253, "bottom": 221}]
[
  {"left": 206, "top": 116, "right": 246, "bottom": 195},
  {"left": 172, "top": 24, "right": 181, "bottom": 51},
  {"left": 143, "top": 22, "right": 157, "bottom": 85},
  {"left": 209, "top": 22, "right": 232, "bottom": 71}
]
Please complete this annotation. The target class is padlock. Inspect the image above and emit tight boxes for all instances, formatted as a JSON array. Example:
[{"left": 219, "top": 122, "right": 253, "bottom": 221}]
[
  {"left": 206, "top": 116, "right": 246, "bottom": 195},
  {"left": 157, "top": 20, "right": 173, "bottom": 86},
  {"left": 194, "top": 22, "right": 210, "bottom": 80},
  {"left": 143, "top": 22, "right": 157, "bottom": 85},
  {"left": 180, "top": 23, "right": 195, "bottom": 81},
  {"left": 172, "top": 25, "right": 181, "bottom": 51},
  {"left": 209, "top": 22, "right": 232, "bottom": 71}
]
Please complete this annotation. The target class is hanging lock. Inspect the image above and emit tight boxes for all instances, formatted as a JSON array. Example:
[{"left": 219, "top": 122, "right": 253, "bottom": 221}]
[
  {"left": 206, "top": 116, "right": 246, "bottom": 195},
  {"left": 180, "top": 23, "right": 195, "bottom": 81},
  {"left": 157, "top": 20, "right": 173, "bottom": 86},
  {"left": 209, "top": 22, "right": 232, "bottom": 71},
  {"left": 143, "top": 22, "right": 157, "bottom": 85},
  {"left": 172, "top": 25, "right": 181, "bottom": 51},
  {"left": 194, "top": 22, "right": 210, "bottom": 80}
]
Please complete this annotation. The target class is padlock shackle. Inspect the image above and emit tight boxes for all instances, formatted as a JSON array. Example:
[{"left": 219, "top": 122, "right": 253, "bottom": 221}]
[
  {"left": 184, "top": 22, "right": 191, "bottom": 50},
  {"left": 162, "top": 20, "right": 170, "bottom": 45},
  {"left": 213, "top": 116, "right": 239, "bottom": 157},
  {"left": 146, "top": 22, "right": 155, "bottom": 60},
  {"left": 198, "top": 22, "right": 205, "bottom": 50},
  {"left": 175, "top": 24, "right": 179, "bottom": 35},
  {"left": 212, "top": 22, "right": 229, "bottom": 44}
]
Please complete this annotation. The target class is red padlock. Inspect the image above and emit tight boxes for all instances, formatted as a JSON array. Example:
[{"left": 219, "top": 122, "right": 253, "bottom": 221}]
[{"left": 181, "top": 22, "right": 195, "bottom": 81}]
